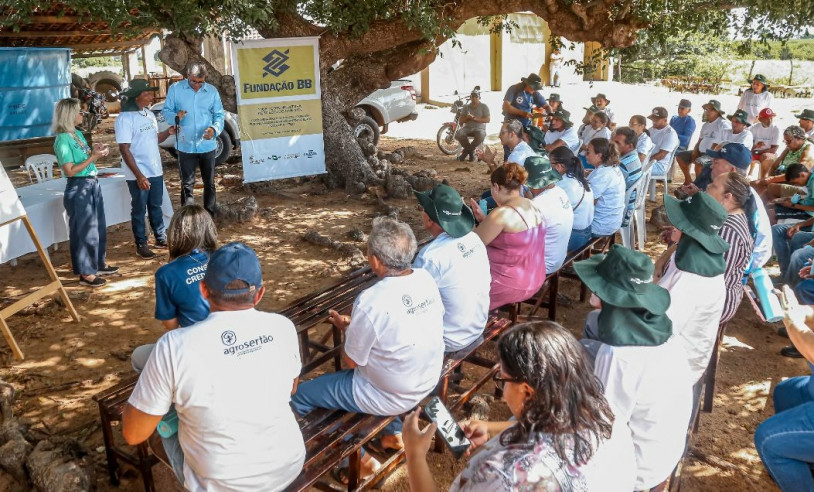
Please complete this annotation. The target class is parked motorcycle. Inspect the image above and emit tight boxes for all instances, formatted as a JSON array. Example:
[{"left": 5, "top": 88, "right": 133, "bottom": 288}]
[
  {"left": 77, "top": 88, "right": 109, "bottom": 131},
  {"left": 436, "top": 86, "right": 480, "bottom": 155}
]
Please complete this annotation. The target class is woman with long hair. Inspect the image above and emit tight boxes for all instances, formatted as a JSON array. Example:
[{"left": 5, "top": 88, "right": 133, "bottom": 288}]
[
  {"left": 629, "top": 115, "right": 654, "bottom": 164},
  {"left": 404, "top": 321, "right": 619, "bottom": 490},
  {"left": 549, "top": 147, "right": 595, "bottom": 252},
  {"left": 52, "top": 98, "right": 117, "bottom": 287},
  {"left": 469, "top": 163, "right": 546, "bottom": 310},
  {"left": 586, "top": 137, "right": 626, "bottom": 239},
  {"left": 706, "top": 172, "right": 756, "bottom": 323},
  {"left": 131, "top": 204, "right": 218, "bottom": 372}
]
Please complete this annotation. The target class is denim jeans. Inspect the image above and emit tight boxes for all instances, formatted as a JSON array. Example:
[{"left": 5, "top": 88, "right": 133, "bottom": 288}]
[
  {"left": 772, "top": 224, "right": 814, "bottom": 278},
  {"left": 291, "top": 369, "right": 403, "bottom": 436},
  {"left": 160, "top": 419, "right": 185, "bottom": 485},
  {"left": 178, "top": 150, "right": 216, "bottom": 216},
  {"left": 789, "top": 247, "right": 814, "bottom": 288},
  {"left": 568, "top": 226, "right": 592, "bottom": 253},
  {"left": 755, "top": 369, "right": 814, "bottom": 492},
  {"left": 454, "top": 127, "right": 486, "bottom": 156},
  {"left": 63, "top": 177, "right": 107, "bottom": 275},
  {"left": 126, "top": 176, "right": 167, "bottom": 247}
]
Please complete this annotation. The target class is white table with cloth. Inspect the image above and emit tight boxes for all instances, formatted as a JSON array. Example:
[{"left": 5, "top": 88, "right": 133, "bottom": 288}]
[{"left": 0, "top": 169, "right": 173, "bottom": 264}]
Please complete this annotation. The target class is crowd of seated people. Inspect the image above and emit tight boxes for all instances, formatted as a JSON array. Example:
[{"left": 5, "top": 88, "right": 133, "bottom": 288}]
[{"left": 113, "top": 81, "right": 814, "bottom": 491}]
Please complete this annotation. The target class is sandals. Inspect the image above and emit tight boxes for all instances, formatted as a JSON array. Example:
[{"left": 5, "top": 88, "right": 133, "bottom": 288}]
[
  {"left": 366, "top": 438, "right": 400, "bottom": 457},
  {"left": 330, "top": 456, "right": 382, "bottom": 486},
  {"left": 79, "top": 275, "right": 106, "bottom": 288}
]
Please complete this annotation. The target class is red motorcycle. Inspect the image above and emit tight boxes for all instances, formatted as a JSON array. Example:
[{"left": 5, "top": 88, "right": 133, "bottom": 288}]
[{"left": 436, "top": 86, "right": 480, "bottom": 155}]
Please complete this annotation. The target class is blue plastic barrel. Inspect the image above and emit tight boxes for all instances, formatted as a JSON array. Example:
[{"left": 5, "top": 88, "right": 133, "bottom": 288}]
[{"left": 0, "top": 48, "right": 71, "bottom": 141}]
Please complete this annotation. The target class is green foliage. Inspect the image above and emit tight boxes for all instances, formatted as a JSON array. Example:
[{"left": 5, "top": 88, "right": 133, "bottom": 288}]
[
  {"left": 71, "top": 56, "right": 115, "bottom": 69},
  {"left": 734, "top": 39, "right": 814, "bottom": 62}
]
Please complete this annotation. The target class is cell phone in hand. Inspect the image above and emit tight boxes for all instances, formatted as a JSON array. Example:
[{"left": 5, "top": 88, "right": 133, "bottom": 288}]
[{"left": 422, "top": 396, "right": 470, "bottom": 458}]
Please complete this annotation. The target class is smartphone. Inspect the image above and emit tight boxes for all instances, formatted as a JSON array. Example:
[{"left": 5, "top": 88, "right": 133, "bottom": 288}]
[{"left": 422, "top": 396, "right": 470, "bottom": 458}]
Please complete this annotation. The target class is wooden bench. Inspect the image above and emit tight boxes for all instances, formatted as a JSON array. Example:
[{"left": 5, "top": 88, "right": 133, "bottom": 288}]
[{"left": 92, "top": 374, "right": 157, "bottom": 492}]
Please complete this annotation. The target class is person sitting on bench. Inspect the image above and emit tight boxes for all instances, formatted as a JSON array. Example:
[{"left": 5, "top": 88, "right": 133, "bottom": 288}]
[
  {"left": 575, "top": 245, "right": 692, "bottom": 491},
  {"left": 525, "top": 155, "right": 573, "bottom": 274},
  {"left": 413, "top": 184, "right": 491, "bottom": 353},
  {"left": 403, "top": 321, "right": 628, "bottom": 491},
  {"left": 122, "top": 242, "right": 305, "bottom": 491},
  {"left": 291, "top": 217, "right": 445, "bottom": 481}
]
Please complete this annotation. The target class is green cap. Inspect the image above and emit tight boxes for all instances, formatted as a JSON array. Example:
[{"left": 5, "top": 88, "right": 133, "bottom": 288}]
[
  {"left": 521, "top": 73, "right": 543, "bottom": 91},
  {"left": 574, "top": 244, "right": 671, "bottom": 315},
  {"left": 794, "top": 109, "right": 814, "bottom": 122},
  {"left": 729, "top": 109, "right": 751, "bottom": 126},
  {"left": 550, "top": 108, "right": 572, "bottom": 126},
  {"left": 702, "top": 99, "right": 725, "bottom": 117},
  {"left": 750, "top": 74, "right": 769, "bottom": 87},
  {"left": 663, "top": 193, "right": 730, "bottom": 255},
  {"left": 414, "top": 184, "right": 475, "bottom": 238},
  {"left": 549, "top": 93, "right": 561, "bottom": 103},
  {"left": 524, "top": 155, "right": 561, "bottom": 189},
  {"left": 122, "top": 79, "right": 158, "bottom": 99}
]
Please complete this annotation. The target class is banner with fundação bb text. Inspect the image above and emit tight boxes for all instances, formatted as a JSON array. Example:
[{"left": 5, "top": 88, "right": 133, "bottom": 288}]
[{"left": 231, "top": 37, "right": 326, "bottom": 183}]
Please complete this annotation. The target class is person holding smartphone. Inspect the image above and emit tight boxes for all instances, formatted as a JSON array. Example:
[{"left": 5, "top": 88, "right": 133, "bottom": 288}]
[
  {"left": 404, "top": 322, "right": 626, "bottom": 491},
  {"left": 53, "top": 98, "right": 118, "bottom": 287}
]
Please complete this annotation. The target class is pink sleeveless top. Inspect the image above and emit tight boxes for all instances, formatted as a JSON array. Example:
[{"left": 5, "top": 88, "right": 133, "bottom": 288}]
[{"left": 486, "top": 206, "right": 547, "bottom": 310}]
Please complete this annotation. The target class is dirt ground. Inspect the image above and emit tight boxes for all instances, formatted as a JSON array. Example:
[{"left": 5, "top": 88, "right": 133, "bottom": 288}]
[{"left": 0, "top": 118, "right": 803, "bottom": 491}]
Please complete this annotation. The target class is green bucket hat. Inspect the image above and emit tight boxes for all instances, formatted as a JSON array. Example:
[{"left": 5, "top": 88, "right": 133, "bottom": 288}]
[
  {"left": 525, "top": 155, "right": 561, "bottom": 189},
  {"left": 414, "top": 184, "right": 475, "bottom": 238},
  {"left": 729, "top": 109, "right": 751, "bottom": 127},
  {"left": 573, "top": 244, "right": 671, "bottom": 315},
  {"left": 794, "top": 109, "right": 814, "bottom": 122},
  {"left": 583, "top": 105, "right": 600, "bottom": 113},
  {"left": 521, "top": 73, "right": 543, "bottom": 91},
  {"left": 550, "top": 108, "right": 572, "bottom": 126},
  {"left": 122, "top": 79, "right": 158, "bottom": 99},
  {"left": 596, "top": 304, "right": 673, "bottom": 347},
  {"left": 750, "top": 74, "right": 770, "bottom": 87},
  {"left": 549, "top": 93, "right": 561, "bottom": 103},
  {"left": 663, "top": 193, "right": 729, "bottom": 255},
  {"left": 701, "top": 99, "right": 726, "bottom": 117}
]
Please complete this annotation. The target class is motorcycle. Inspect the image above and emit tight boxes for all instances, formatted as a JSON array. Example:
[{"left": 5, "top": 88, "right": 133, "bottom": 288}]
[
  {"left": 436, "top": 86, "right": 480, "bottom": 155},
  {"left": 77, "top": 88, "right": 109, "bottom": 131}
]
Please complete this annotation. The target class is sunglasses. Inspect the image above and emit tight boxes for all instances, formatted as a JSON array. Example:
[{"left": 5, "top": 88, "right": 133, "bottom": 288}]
[{"left": 492, "top": 372, "right": 521, "bottom": 391}]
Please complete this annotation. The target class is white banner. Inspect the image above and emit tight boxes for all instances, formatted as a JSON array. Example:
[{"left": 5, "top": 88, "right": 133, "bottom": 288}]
[
  {"left": 231, "top": 37, "right": 326, "bottom": 183},
  {"left": 0, "top": 165, "right": 26, "bottom": 225}
]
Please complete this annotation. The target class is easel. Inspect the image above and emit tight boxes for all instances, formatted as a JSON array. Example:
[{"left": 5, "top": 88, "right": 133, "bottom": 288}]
[
  {"left": 0, "top": 215, "right": 79, "bottom": 360},
  {"left": 0, "top": 165, "right": 79, "bottom": 360}
]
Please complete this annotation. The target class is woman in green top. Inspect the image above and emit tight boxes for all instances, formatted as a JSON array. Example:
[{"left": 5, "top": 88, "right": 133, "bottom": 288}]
[{"left": 52, "top": 98, "right": 118, "bottom": 287}]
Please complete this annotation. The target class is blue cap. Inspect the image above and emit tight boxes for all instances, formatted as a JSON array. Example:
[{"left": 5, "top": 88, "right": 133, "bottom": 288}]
[
  {"left": 204, "top": 242, "right": 262, "bottom": 293},
  {"left": 705, "top": 143, "right": 752, "bottom": 171}
]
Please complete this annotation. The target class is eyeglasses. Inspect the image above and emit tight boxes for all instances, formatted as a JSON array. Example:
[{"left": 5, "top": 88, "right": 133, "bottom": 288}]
[
  {"left": 79, "top": 111, "right": 89, "bottom": 116},
  {"left": 492, "top": 372, "right": 521, "bottom": 391},
  {"left": 189, "top": 78, "right": 205, "bottom": 86}
]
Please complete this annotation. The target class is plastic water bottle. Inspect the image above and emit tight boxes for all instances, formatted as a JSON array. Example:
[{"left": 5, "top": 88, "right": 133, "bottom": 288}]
[
  {"left": 750, "top": 268, "right": 783, "bottom": 323},
  {"left": 156, "top": 409, "right": 179, "bottom": 438}
]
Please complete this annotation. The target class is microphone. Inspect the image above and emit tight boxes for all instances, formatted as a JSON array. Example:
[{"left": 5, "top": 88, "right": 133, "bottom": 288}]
[{"left": 174, "top": 115, "right": 180, "bottom": 131}]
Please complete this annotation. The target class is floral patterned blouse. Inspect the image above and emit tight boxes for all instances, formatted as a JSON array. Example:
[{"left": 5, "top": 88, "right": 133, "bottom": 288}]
[{"left": 449, "top": 429, "right": 587, "bottom": 491}]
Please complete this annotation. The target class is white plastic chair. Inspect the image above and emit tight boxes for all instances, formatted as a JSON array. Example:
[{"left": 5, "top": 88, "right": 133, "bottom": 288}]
[
  {"left": 620, "top": 160, "right": 656, "bottom": 250},
  {"left": 648, "top": 147, "right": 679, "bottom": 202},
  {"left": 24, "top": 154, "right": 57, "bottom": 183}
]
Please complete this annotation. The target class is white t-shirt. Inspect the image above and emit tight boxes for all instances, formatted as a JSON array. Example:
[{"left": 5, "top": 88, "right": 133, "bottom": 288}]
[
  {"left": 532, "top": 186, "right": 574, "bottom": 273},
  {"left": 636, "top": 132, "right": 654, "bottom": 160},
  {"left": 579, "top": 126, "right": 613, "bottom": 156},
  {"left": 507, "top": 141, "right": 537, "bottom": 166},
  {"left": 114, "top": 110, "right": 164, "bottom": 180},
  {"left": 697, "top": 117, "right": 731, "bottom": 154},
  {"left": 593, "top": 337, "right": 693, "bottom": 490},
  {"left": 806, "top": 127, "right": 814, "bottom": 140},
  {"left": 129, "top": 310, "right": 305, "bottom": 491},
  {"left": 657, "top": 253, "right": 726, "bottom": 383},
  {"left": 544, "top": 126, "right": 581, "bottom": 154},
  {"left": 587, "top": 165, "right": 625, "bottom": 237},
  {"left": 751, "top": 187, "right": 773, "bottom": 269},
  {"left": 750, "top": 123, "right": 782, "bottom": 150},
  {"left": 557, "top": 175, "right": 595, "bottom": 230},
  {"left": 345, "top": 269, "right": 445, "bottom": 415},
  {"left": 648, "top": 125, "right": 680, "bottom": 176},
  {"left": 600, "top": 107, "right": 616, "bottom": 125},
  {"left": 720, "top": 128, "right": 754, "bottom": 149},
  {"left": 413, "top": 232, "right": 491, "bottom": 352},
  {"left": 738, "top": 90, "right": 774, "bottom": 124}
]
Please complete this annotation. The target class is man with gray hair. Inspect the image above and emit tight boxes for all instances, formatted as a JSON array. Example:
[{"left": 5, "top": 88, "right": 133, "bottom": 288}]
[
  {"left": 291, "top": 217, "right": 444, "bottom": 478},
  {"left": 162, "top": 62, "right": 225, "bottom": 217},
  {"left": 479, "top": 119, "right": 536, "bottom": 172}
]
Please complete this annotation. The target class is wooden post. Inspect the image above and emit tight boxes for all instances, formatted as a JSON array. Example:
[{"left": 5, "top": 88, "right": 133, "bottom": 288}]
[
  {"left": 539, "top": 22, "right": 553, "bottom": 86},
  {"left": 490, "top": 28, "right": 502, "bottom": 92},
  {"left": 419, "top": 67, "right": 430, "bottom": 103},
  {"left": 141, "top": 45, "right": 149, "bottom": 77}
]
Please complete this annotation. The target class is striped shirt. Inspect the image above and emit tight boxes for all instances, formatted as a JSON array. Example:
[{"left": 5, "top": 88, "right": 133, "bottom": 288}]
[{"left": 719, "top": 213, "right": 755, "bottom": 323}]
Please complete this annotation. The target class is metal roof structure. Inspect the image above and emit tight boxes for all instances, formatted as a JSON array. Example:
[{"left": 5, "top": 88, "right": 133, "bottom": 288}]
[{"left": 0, "top": 5, "right": 160, "bottom": 58}]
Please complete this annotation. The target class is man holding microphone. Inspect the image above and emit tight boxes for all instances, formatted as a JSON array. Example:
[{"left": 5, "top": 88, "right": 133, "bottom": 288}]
[
  {"left": 162, "top": 62, "right": 225, "bottom": 217},
  {"left": 115, "top": 79, "right": 176, "bottom": 259}
]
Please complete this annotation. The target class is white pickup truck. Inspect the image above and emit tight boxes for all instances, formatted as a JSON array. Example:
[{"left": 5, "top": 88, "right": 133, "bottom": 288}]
[{"left": 354, "top": 80, "right": 418, "bottom": 146}]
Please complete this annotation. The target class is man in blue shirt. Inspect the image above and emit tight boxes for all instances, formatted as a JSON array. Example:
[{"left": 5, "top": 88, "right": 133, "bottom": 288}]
[
  {"left": 162, "top": 62, "right": 225, "bottom": 217},
  {"left": 502, "top": 73, "right": 547, "bottom": 159},
  {"left": 670, "top": 99, "right": 696, "bottom": 153},
  {"left": 613, "top": 127, "right": 643, "bottom": 227}
]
